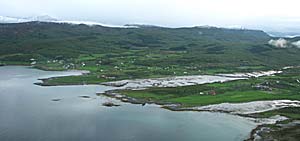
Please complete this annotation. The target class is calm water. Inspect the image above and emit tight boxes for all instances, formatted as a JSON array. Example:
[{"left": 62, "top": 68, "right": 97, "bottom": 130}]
[{"left": 0, "top": 66, "right": 257, "bottom": 141}]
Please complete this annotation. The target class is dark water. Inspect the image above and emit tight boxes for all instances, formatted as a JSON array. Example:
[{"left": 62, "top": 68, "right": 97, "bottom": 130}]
[{"left": 0, "top": 66, "right": 257, "bottom": 141}]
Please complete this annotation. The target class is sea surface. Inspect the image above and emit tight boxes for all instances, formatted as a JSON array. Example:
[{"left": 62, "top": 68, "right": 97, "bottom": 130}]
[{"left": 0, "top": 66, "right": 257, "bottom": 141}]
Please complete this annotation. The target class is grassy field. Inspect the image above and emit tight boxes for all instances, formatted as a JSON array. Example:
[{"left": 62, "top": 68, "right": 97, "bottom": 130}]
[{"left": 118, "top": 67, "right": 300, "bottom": 107}]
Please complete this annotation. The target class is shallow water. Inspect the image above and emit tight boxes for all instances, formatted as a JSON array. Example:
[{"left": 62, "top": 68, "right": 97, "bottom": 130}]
[{"left": 0, "top": 66, "right": 257, "bottom": 141}]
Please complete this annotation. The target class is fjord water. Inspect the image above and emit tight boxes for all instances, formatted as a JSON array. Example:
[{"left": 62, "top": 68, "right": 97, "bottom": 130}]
[{"left": 0, "top": 66, "right": 257, "bottom": 141}]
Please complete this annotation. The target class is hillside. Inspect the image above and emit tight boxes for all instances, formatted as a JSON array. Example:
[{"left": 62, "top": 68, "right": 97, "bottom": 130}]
[{"left": 1, "top": 22, "right": 300, "bottom": 83}]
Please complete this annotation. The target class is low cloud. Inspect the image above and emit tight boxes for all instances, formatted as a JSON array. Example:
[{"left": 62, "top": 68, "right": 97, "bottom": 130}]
[
  {"left": 292, "top": 41, "right": 300, "bottom": 48},
  {"left": 268, "top": 38, "right": 300, "bottom": 48},
  {"left": 268, "top": 38, "right": 288, "bottom": 48}
]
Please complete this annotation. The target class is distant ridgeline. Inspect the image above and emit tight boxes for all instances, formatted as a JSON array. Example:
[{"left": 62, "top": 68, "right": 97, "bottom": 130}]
[{"left": 0, "top": 22, "right": 300, "bottom": 70}]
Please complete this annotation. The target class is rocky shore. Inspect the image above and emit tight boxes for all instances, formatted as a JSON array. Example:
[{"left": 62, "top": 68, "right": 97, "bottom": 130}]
[
  {"left": 102, "top": 102, "right": 120, "bottom": 107},
  {"left": 183, "top": 100, "right": 300, "bottom": 115},
  {"left": 101, "top": 70, "right": 282, "bottom": 89},
  {"left": 246, "top": 120, "right": 300, "bottom": 141},
  {"left": 99, "top": 91, "right": 176, "bottom": 106}
]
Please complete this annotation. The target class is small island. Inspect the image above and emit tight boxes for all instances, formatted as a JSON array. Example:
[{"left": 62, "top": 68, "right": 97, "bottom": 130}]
[{"left": 102, "top": 102, "right": 120, "bottom": 107}]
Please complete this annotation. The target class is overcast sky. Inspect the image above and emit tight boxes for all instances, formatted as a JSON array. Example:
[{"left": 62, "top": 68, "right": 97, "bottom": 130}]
[{"left": 1, "top": 0, "right": 300, "bottom": 32}]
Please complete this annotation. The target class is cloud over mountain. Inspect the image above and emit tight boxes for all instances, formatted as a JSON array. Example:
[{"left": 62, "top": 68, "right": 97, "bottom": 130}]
[{"left": 268, "top": 38, "right": 300, "bottom": 48}]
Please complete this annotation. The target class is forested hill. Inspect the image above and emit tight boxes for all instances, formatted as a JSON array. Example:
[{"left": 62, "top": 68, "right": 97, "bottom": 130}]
[{"left": 0, "top": 22, "right": 300, "bottom": 73}]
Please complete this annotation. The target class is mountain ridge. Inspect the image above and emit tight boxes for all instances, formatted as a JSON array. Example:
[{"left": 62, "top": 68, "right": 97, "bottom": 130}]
[{"left": 1, "top": 15, "right": 300, "bottom": 38}]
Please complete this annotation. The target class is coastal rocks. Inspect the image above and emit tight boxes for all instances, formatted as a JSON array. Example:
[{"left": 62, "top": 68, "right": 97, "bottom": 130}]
[
  {"left": 247, "top": 120, "right": 300, "bottom": 141},
  {"left": 162, "top": 104, "right": 183, "bottom": 111},
  {"left": 100, "top": 92, "right": 147, "bottom": 105},
  {"left": 102, "top": 102, "right": 120, "bottom": 107},
  {"left": 79, "top": 95, "right": 91, "bottom": 99},
  {"left": 184, "top": 100, "right": 300, "bottom": 115},
  {"left": 34, "top": 81, "right": 52, "bottom": 86},
  {"left": 51, "top": 98, "right": 62, "bottom": 101},
  {"left": 250, "top": 115, "right": 289, "bottom": 125},
  {"left": 99, "top": 91, "right": 175, "bottom": 106},
  {"left": 249, "top": 126, "right": 271, "bottom": 141},
  {"left": 104, "top": 81, "right": 128, "bottom": 87}
]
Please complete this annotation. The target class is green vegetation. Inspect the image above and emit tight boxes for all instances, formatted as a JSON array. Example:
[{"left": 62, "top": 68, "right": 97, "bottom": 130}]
[
  {"left": 1, "top": 22, "right": 300, "bottom": 140},
  {"left": 251, "top": 107, "right": 300, "bottom": 119},
  {"left": 1, "top": 22, "right": 300, "bottom": 108},
  {"left": 38, "top": 75, "right": 107, "bottom": 86},
  {"left": 118, "top": 67, "right": 300, "bottom": 107},
  {"left": 1, "top": 22, "right": 300, "bottom": 85}
]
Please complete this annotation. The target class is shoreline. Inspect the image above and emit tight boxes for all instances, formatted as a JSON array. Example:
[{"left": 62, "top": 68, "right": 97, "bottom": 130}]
[
  {"left": 94, "top": 68, "right": 296, "bottom": 141},
  {"left": 99, "top": 90, "right": 297, "bottom": 140},
  {"left": 3, "top": 65, "right": 295, "bottom": 140},
  {"left": 99, "top": 90, "right": 300, "bottom": 115}
]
